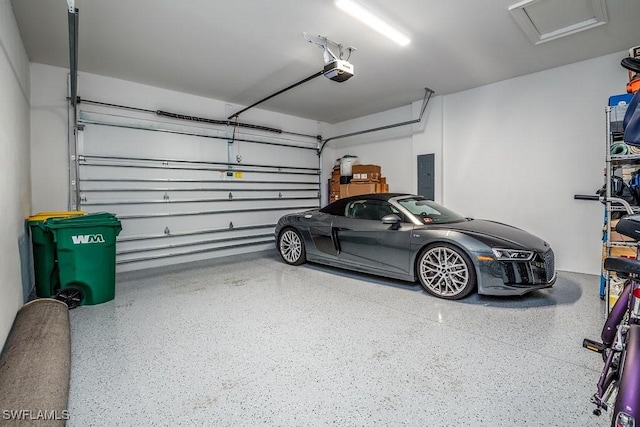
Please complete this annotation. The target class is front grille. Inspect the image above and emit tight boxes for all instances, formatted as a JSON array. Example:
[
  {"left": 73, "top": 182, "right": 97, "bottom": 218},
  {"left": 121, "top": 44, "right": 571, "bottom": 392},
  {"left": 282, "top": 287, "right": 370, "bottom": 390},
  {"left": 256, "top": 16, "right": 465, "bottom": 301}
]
[
  {"left": 499, "top": 249, "right": 555, "bottom": 286},
  {"left": 542, "top": 249, "right": 555, "bottom": 282},
  {"left": 500, "top": 261, "right": 533, "bottom": 284}
]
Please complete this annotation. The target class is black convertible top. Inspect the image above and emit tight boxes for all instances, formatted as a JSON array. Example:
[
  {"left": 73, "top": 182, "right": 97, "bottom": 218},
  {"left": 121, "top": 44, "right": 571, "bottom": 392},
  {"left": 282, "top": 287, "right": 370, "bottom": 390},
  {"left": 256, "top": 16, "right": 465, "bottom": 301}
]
[
  {"left": 320, "top": 193, "right": 417, "bottom": 215},
  {"left": 344, "top": 192, "right": 412, "bottom": 202}
]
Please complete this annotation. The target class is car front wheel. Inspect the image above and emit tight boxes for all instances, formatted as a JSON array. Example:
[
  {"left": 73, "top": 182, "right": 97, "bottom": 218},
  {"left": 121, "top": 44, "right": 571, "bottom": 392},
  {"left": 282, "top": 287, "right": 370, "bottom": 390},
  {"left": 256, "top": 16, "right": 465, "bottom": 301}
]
[
  {"left": 417, "top": 243, "right": 476, "bottom": 300},
  {"left": 278, "top": 228, "right": 306, "bottom": 266}
]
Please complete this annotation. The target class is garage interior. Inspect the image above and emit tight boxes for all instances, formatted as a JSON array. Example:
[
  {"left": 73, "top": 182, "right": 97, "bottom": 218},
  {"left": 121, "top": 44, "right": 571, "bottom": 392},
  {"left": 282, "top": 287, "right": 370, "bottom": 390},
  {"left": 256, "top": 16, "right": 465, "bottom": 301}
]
[{"left": 1, "top": 0, "right": 640, "bottom": 425}]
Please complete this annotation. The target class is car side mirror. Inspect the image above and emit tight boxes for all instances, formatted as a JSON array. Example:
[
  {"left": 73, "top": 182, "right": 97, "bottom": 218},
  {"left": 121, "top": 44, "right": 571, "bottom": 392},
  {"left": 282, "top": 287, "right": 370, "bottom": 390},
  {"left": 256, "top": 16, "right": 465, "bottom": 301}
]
[{"left": 382, "top": 214, "right": 401, "bottom": 230}]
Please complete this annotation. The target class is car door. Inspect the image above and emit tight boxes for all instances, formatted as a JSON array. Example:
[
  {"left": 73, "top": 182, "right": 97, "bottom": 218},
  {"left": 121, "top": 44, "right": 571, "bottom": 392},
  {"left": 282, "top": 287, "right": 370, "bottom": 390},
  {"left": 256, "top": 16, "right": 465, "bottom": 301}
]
[
  {"left": 305, "top": 211, "right": 339, "bottom": 258},
  {"left": 332, "top": 198, "right": 414, "bottom": 276}
]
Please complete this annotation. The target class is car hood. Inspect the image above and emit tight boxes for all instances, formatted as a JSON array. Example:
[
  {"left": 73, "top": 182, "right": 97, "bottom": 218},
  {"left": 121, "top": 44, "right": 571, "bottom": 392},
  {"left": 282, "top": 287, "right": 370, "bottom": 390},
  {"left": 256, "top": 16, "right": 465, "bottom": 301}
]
[{"left": 424, "top": 219, "right": 551, "bottom": 252}]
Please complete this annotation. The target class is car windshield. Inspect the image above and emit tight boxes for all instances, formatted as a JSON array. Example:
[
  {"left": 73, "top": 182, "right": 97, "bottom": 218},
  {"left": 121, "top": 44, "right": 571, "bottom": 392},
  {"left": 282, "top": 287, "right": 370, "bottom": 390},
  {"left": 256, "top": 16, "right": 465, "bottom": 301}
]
[{"left": 397, "top": 198, "right": 468, "bottom": 224}]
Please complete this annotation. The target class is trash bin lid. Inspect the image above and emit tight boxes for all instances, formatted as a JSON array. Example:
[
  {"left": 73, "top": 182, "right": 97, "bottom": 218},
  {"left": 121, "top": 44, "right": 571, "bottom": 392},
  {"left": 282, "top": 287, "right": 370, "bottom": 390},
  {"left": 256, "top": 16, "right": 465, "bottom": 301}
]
[
  {"left": 45, "top": 212, "right": 121, "bottom": 229},
  {"left": 27, "top": 211, "right": 85, "bottom": 224},
  {"left": 47, "top": 212, "right": 116, "bottom": 222}
]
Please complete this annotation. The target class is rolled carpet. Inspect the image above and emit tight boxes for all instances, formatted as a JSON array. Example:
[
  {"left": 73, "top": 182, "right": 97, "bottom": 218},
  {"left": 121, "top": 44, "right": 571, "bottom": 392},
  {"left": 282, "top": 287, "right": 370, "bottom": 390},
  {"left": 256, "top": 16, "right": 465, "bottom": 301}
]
[{"left": 0, "top": 299, "right": 70, "bottom": 426}]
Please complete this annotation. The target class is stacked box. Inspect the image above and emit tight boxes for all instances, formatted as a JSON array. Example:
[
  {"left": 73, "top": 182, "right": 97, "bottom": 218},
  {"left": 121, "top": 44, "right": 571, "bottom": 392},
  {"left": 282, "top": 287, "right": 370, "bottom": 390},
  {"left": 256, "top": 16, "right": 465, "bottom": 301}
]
[
  {"left": 351, "top": 164, "right": 382, "bottom": 182},
  {"left": 608, "top": 246, "right": 637, "bottom": 258},
  {"left": 331, "top": 163, "right": 390, "bottom": 200},
  {"left": 330, "top": 165, "right": 341, "bottom": 201},
  {"left": 338, "top": 182, "right": 390, "bottom": 198},
  {"left": 376, "top": 183, "right": 389, "bottom": 193},
  {"left": 340, "top": 183, "right": 376, "bottom": 198}
]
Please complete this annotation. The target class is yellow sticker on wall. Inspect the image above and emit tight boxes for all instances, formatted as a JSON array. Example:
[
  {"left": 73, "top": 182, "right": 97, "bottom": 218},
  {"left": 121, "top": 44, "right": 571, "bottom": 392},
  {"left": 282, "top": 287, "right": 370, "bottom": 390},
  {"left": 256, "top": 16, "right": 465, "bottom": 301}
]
[{"left": 234, "top": 172, "right": 243, "bottom": 179}]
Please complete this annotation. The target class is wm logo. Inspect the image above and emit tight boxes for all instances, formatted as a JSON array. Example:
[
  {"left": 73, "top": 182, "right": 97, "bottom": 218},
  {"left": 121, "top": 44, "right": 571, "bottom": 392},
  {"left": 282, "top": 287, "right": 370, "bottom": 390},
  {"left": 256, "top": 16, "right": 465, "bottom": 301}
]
[{"left": 71, "top": 234, "right": 105, "bottom": 244}]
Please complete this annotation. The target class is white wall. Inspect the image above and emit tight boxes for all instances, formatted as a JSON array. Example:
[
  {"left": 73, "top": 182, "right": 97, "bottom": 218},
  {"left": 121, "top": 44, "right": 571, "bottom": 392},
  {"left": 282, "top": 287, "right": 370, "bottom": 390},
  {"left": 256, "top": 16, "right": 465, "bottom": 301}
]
[
  {"left": 324, "top": 97, "right": 444, "bottom": 201},
  {"left": 327, "top": 105, "right": 414, "bottom": 194},
  {"left": 30, "top": 64, "right": 69, "bottom": 212},
  {"left": 443, "top": 52, "right": 626, "bottom": 275},
  {"left": 324, "top": 52, "right": 629, "bottom": 275},
  {"left": 0, "top": 0, "right": 31, "bottom": 347}
]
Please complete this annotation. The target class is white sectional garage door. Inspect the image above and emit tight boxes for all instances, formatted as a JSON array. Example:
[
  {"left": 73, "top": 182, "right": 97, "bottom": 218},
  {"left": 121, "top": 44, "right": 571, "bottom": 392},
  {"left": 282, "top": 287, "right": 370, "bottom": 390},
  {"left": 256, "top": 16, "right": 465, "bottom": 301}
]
[{"left": 71, "top": 104, "right": 320, "bottom": 272}]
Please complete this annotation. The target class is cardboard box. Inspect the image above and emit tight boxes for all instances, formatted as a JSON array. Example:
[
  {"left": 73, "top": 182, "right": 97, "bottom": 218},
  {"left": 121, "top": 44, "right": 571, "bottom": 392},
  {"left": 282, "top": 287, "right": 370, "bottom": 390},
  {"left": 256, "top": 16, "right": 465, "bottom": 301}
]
[
  {"left": 352, "top": 164, "right": 381, "bottom": 174},
  {"left": 375, "top": 183, "right": 389, "bottom": 193},
  {"left": 339, "top": 185, "right": 348, "bottom": 199},
  {"left": 352, "top": 164, "right": 381, "bottom": 182},
  {"left": 609, "top": 246, "right": 637, "bottom": 258},
  {"left": 352, "top": 176, "right": 380, "bottom": 182},
  {"left": 610, "top": 219, "right": 636, "bottom": 242},
  {"left": 331, "top": 167, "right": 341, "bottom": 184},
  {"left": 338, "top": 182, "right": 389, "bottom": 198},
  {"left": 340, "top": 183, "right": 377, "bottom": 198}
]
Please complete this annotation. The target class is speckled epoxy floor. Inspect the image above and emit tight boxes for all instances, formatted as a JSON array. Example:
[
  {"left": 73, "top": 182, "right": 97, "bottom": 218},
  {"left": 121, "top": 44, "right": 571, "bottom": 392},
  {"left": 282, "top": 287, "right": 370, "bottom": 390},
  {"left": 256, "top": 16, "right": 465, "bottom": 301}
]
[{"left": 68, "top": 251, "right": 611, "bottom": 426}]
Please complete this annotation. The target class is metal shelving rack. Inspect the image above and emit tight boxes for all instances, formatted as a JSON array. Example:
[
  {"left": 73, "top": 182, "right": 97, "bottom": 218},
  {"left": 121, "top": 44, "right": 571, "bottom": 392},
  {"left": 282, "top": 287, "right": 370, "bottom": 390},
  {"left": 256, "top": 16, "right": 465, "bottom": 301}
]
[{"left": 603, "top": 104, "right": 640, "bottom": 311}]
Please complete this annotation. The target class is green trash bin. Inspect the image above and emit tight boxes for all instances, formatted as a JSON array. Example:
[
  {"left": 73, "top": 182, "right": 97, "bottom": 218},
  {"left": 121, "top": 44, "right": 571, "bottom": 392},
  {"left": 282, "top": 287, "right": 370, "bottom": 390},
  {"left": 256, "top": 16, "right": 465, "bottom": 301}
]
[
  {"left": 45, "top": 212, "right": 122, "bottom": 307},
  {"left": 27, "top": 211, "right": 85, "bottom": 298}
]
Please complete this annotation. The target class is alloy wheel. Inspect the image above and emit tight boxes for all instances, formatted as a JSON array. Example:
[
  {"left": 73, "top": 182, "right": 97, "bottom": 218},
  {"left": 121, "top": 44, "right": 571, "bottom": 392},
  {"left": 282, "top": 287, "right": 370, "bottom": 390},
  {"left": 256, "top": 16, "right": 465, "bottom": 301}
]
[
  {"left": 279, "top": 229, "right": 305, "bottom": 265},
  {"left": 418, "top": 245, "right": 473, "bottom": 299}
]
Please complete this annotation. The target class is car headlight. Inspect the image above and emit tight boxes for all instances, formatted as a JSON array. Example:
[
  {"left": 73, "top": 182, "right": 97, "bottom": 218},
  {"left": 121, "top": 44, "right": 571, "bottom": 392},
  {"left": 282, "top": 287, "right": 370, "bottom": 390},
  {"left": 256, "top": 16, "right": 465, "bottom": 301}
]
[{"left": 491, "top": 248, "right": 534, "bottom": 261}]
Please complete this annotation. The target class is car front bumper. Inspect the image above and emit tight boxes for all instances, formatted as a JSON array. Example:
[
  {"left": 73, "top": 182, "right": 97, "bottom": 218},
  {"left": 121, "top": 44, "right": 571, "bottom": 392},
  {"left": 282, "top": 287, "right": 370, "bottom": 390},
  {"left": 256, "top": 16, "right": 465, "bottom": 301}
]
[{"left": 476, "top": 249, "right": 556, "bottom": 296}]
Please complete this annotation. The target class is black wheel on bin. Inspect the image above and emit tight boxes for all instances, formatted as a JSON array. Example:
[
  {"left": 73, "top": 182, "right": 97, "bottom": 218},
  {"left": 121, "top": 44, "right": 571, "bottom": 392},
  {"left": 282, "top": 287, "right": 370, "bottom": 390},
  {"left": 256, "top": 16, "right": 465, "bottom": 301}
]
[{"left": 55, "top": 287, "right": 83, "bottom": 309}]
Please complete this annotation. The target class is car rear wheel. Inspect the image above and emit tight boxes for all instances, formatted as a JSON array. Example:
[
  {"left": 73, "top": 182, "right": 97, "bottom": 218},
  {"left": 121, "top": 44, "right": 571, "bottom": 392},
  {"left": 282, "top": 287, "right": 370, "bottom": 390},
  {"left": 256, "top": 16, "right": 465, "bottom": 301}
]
[
  {"left": 278, "top": 228, "right": 306, "bottom": 266},
  {"left": 417, "top": 243, "right": 476, "bottom": 300}
]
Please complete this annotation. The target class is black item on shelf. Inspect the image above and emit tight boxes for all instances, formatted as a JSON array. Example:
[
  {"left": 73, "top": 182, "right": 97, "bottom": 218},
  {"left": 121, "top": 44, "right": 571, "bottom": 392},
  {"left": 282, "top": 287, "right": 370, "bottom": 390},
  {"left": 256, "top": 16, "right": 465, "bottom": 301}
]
[{"left": 621, "top": 57, "right": 640, "bottom": 74}]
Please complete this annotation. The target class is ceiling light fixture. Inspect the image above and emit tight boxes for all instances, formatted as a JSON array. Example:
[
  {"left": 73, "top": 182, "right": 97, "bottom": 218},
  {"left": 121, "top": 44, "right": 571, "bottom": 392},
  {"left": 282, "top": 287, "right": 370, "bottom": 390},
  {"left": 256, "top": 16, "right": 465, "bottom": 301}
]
[{"left": 335, "top": 0, "right": 411, "bottom": 47}]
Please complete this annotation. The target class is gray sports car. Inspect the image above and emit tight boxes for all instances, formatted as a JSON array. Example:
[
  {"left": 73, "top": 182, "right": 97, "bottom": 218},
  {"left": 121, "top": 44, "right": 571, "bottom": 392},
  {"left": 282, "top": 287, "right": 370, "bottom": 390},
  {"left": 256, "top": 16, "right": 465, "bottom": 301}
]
[{"left": 275, "top": 193, "right": 556, "bottom": 300}]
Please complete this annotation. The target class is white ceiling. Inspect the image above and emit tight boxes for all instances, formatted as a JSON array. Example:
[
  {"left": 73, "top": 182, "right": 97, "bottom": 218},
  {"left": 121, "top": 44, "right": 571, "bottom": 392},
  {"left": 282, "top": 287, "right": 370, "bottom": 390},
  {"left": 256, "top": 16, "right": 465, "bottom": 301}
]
[{"left": 10, "top": 0, "right": 640, "bottom": 123}]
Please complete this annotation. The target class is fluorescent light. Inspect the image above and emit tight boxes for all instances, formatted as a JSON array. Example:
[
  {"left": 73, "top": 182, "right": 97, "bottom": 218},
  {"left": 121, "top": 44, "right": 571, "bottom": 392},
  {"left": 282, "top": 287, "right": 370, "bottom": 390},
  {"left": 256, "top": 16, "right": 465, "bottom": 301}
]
[{"left": 335, "top": 0, "right": 411, "bottom": 46}]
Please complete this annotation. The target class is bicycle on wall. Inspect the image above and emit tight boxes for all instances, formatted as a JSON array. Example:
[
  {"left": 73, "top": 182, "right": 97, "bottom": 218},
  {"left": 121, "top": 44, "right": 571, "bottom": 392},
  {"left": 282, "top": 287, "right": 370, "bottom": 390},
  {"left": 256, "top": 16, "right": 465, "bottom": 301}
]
[{"left": 583, "top": 196, "right": 640, "bottom": 427}]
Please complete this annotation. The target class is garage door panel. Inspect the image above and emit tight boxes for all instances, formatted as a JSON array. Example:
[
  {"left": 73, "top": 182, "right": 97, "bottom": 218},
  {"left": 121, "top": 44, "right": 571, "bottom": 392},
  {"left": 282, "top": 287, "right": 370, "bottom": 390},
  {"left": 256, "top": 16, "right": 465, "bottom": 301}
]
[
  {"left": 75, "top": 106, "right": 319, "bottom": 271},
  {"left": 116, "top": 242, "right": 276, "bottom": 273},
  {"left": 85, "top": 199, "right": 316, "bottom": 217},
  {"left": 116, "top": 209, "right": 302, "bottom": 237},
  {"left": 117, "top": 231, "right": 275, "bottom": 256},
  {"left": 80, "top": 190, "right": 318, "bottom": 204},
  {"left": 82, "top": 125, "right": 229, "bottom": 161},
  {"left": 80, "top": 181, "right": 319, "bottom": 192}
]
